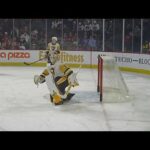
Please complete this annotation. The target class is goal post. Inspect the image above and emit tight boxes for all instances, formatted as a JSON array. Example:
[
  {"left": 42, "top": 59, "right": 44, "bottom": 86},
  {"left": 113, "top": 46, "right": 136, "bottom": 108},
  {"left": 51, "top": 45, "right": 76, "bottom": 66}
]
[
  {"left": 97, "top": 55, "right": 130, "bottom": 103},
  {"left": 97, "top": 55, "right": 103, "bottom": 102}
]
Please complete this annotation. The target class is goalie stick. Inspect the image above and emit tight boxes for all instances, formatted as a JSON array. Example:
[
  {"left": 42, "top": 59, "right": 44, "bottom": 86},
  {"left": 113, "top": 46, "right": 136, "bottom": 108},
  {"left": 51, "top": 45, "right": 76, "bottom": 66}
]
[{"left": 75, "top": 64, "right": 82, "bottom": 74}]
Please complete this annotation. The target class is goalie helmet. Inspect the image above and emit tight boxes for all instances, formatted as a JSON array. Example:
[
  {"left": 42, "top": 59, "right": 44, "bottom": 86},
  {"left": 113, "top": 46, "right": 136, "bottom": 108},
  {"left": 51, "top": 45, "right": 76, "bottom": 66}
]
[{"left": 52, "top": 37, "right": 58, "bottom": 44}]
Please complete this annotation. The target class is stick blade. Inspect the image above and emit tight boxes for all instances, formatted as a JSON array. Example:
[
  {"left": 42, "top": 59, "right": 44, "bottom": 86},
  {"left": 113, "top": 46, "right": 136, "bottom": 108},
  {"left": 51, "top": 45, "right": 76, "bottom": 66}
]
[{"left": 24, "top": 62, "right": 30, "bottom": 65}]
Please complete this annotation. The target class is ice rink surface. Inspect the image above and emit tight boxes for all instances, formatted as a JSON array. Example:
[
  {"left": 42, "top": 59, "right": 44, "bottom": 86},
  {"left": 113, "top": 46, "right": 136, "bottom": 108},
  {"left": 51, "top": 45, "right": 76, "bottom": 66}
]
[{"left": 0, "top": 66, "right": 150, "bottom": 131}]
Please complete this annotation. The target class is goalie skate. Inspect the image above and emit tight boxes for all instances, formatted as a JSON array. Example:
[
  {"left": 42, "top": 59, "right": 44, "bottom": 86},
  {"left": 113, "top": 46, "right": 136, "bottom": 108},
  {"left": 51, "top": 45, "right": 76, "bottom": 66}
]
[{"left": 50, "top": 93, "right": 75, "bottom": 104}]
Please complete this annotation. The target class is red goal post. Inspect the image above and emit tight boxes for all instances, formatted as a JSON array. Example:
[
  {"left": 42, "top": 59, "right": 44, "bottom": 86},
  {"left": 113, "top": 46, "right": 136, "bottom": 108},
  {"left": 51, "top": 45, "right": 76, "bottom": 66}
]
[
  {"left": 97, "top": 55, "right": 130, "bottom": 103},
  {"left": 97, "top": 55, "right": 103, "bottom": 102}
]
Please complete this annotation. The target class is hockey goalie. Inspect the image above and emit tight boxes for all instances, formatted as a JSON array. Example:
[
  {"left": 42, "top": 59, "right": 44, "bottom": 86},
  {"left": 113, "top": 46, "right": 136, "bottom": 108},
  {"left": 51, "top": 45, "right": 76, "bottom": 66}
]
[{"left": 34, "top": 37, "right": 79, "bottom": 105}]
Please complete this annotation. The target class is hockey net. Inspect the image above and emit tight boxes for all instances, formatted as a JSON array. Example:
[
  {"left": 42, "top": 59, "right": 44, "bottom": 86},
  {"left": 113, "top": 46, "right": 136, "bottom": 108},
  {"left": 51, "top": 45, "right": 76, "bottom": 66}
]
[{"left": 97, "top": 55, "right": 130, "bottom": 103}]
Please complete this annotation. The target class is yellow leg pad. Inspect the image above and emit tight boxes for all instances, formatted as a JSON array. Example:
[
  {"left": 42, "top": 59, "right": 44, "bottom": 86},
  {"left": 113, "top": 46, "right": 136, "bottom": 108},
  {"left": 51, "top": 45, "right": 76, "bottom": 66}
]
[{"left": 53, "top": 94, "right": 62, "bottom": 104}]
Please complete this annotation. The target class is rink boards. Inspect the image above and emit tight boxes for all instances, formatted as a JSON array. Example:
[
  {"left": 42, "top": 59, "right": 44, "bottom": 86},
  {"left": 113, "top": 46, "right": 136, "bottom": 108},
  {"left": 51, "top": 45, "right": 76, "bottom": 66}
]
[{"left": 0, "top": 50, "right": 150, "bottom": 75}]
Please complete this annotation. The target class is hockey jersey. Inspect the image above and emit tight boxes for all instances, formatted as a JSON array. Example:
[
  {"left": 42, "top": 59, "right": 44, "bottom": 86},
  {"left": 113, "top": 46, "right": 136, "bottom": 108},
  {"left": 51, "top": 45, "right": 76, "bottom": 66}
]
[{"left": 47, "top": 42, "right": 60, "bottom": 54}]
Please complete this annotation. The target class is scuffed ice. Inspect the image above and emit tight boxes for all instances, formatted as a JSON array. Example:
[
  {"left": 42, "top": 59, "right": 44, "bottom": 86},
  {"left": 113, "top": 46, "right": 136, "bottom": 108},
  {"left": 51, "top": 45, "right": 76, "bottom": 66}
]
[{"left": 0, "top": 67, "right": 150, "bottom": 131}]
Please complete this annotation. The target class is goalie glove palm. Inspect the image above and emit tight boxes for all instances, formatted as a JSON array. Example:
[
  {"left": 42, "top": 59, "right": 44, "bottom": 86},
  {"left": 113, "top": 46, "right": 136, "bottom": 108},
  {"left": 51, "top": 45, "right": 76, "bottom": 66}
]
[{"left": 34, "top": 75, "right": 45, "bottom": 86}]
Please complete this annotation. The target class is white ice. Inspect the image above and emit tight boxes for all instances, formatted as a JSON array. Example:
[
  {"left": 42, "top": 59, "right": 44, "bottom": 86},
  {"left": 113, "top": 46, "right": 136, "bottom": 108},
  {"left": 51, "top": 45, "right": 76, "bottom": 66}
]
[{"left": 0, "top": 66, "right": 150, "bottom": 131}]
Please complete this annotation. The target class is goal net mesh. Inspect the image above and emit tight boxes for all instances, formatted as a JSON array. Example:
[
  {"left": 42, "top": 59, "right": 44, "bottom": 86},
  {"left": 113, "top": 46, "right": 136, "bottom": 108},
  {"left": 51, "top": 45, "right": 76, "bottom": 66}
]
[{"left": 98, "top": 55, "right": 130, "bottom": 103}]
